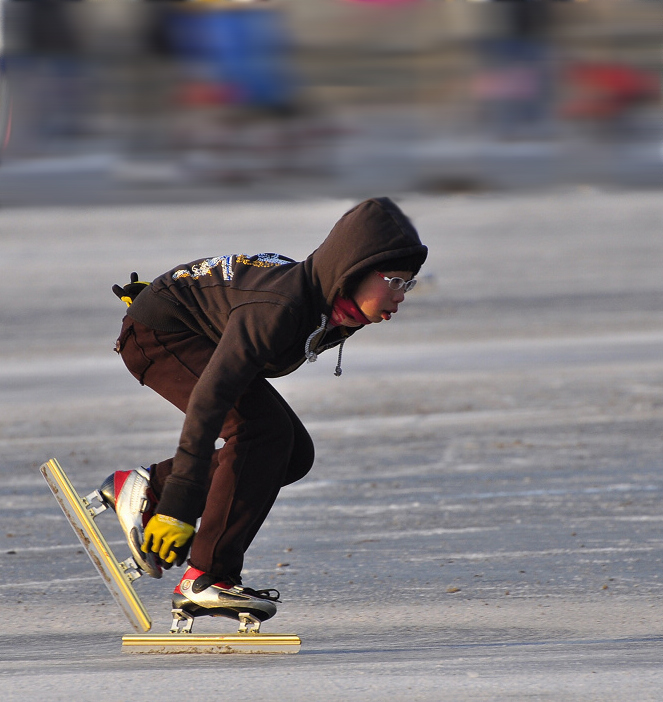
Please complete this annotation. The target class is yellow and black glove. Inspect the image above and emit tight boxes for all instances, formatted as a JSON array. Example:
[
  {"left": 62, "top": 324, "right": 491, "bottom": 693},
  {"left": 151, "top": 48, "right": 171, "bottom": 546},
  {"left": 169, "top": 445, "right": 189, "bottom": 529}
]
[
  {"left": 142, "top": 514, "right": 195, "bottom": 566},
  {"left": 112, "top": 272, "right": 149, "bottom": 307}
]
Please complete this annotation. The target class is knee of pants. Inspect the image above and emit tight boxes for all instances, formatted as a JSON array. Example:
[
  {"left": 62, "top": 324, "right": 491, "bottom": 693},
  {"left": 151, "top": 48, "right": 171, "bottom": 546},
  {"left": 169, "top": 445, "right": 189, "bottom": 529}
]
[
  {"left": 282, "top": 433, "right": 315, "bottom": 486},
  {"left": 233, "top": 407, "right": 297, "bottom": 466},
  {"left": 260, "top": 409, "right": 296, "bottom": 450}
]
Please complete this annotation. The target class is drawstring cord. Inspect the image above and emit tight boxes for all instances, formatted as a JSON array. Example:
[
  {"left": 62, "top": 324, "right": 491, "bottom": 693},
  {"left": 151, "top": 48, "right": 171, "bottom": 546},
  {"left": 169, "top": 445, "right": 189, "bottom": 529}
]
[
  {"left": 334, "top": 339, "right": 345, "bottom": 377},
  {"left": 304, "top": 313, "right": 345, "bottom": 377},
  {"left": 304, "top": 314, "right": 327, "bottom": 363}
]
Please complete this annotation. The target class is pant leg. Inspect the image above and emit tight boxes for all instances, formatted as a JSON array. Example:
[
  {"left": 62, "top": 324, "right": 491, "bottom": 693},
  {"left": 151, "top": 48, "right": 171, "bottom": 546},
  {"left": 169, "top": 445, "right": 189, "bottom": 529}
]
[
  {"left": 116, "top": 316, "right": 314, "bottom": 580},
  {"left": 190, "top": 378, "right": 314, "bottom": 580}
]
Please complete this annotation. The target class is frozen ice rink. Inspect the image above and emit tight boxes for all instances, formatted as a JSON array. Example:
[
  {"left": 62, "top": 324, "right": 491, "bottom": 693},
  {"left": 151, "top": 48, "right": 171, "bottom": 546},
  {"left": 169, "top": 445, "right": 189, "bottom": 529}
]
[{"left": 2, "top": 191, "right": 663, "bottom": 700}]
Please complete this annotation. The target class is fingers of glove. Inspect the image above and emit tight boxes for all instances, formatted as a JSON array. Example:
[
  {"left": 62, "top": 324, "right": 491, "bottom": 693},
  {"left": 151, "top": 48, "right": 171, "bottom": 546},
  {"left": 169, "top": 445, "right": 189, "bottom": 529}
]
[
  {"left": 172, "top": 535, "right": 194, "bottom": 567},
  {"left": 157, "top": 531, "right": 189, "bottom": 562},
  {"left": 159, "top": 530, "right": 194, "bottom": 563},
  {"left": 160, "top": 540, "right": 177, "bottom": 563},
  {"left": 159, "top": 546, "right": 181, "bottom": 566},
  {"left": 141, "top": 527, "right": 160, "bottom": 555},
  {"left": 130, "top": 271, "right": 139, "bottom": 284},
  {"left": 142, "top": 516, "right": 165, "bottom": 555},
  {"left": 124, "top": 282, "right": 149, "bottom": 299},
  {"left": 113, "top": 282, "right": 146, "bottom": 307},
  {"left": 131, "top": 283, "right": 148, "bottom": 293},
  {"left": 142, "top": 514, "right": 194, "bottom": 560}
]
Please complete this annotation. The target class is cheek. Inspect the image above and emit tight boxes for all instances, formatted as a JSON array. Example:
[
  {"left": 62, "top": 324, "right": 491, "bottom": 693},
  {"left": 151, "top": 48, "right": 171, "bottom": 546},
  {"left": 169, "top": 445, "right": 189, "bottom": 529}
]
[
  {"left": 368, "top": 288, "right": 388, "bottom": 305},
  {"left": 354, "top": 279, "right": 382, "bottom": 307},
  {"left": 369, "top": 292, "right": 391, "bottom": 313}
]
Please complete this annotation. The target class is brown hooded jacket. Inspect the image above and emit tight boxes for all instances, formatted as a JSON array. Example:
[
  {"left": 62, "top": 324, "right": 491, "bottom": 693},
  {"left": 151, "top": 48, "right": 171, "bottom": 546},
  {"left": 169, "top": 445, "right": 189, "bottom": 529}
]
[{"left": 126, "top": 197, "right": 427, "bottom": 521}]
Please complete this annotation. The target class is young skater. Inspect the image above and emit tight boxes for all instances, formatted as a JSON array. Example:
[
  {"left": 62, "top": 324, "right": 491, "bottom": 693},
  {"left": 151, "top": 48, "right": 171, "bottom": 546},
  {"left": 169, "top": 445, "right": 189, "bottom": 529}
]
[{"left": 103, "top": 197, "right": 427, "bottom": 632}]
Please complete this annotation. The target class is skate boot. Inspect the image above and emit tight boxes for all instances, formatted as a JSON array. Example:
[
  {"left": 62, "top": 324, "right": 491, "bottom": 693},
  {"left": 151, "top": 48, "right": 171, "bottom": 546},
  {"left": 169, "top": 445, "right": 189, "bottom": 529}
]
[
  {"left": 98, "top": 467, "right": 162, "bottom": 579},
  {"left": 170, "top": 566, "right": 280, "bottom": 634}
]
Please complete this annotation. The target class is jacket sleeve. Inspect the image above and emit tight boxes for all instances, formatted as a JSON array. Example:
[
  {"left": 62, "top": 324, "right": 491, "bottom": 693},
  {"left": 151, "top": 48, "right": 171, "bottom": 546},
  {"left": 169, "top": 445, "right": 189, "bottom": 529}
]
[{"left": 155, "top": 301, "right": 302, "bottom": 524}]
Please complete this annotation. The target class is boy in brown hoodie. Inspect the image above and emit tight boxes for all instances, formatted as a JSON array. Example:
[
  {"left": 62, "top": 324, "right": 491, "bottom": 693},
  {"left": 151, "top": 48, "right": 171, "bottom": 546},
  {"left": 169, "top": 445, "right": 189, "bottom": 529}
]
[{"left": 103, "top": 197, "right": 427, "bottom": 632}]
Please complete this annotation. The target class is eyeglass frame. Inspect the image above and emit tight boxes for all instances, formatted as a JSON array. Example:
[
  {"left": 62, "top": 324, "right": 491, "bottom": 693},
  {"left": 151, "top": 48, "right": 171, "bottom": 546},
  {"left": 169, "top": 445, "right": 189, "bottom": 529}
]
[{"left": 375, "top": 270, "right": 417, "bottom": 293}]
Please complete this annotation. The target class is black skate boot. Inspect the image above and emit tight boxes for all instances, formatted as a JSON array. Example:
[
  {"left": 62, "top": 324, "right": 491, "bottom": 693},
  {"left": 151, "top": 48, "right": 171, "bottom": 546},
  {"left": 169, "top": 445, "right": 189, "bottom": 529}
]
[
  {"left": 170, "top": 566, "right": 280, "bottom": 634},
  {"left": 99, "top": 468, "right": 162, "bottom": 579}
]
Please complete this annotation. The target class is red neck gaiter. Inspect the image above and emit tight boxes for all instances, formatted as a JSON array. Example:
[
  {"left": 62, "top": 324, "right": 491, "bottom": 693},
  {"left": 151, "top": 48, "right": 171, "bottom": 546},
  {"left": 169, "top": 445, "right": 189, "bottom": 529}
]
[{"left": 329, "top": 295, "right": 372, "bottom": 327}]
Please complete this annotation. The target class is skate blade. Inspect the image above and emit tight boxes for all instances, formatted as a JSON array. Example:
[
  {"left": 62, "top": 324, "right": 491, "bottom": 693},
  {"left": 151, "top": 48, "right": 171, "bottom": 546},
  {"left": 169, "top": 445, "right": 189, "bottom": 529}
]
[
  {"left": 121, "top": 633, "right": 301, "bottom": 655},
  {"left": 40, "top": 458, "right": 151, "bottom": 634}
]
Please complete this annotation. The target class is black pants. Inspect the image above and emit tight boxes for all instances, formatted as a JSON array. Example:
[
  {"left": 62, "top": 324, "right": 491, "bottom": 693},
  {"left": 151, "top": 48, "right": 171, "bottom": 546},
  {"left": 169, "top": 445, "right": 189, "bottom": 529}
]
[{"left": 116, "top": 316, "right": 314, "bottom": 581}]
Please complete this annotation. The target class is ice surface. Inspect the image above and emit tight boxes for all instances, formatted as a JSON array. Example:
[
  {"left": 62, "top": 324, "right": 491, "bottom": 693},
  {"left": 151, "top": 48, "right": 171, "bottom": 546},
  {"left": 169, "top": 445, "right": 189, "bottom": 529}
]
[{"left": 2, "top": 191, "right": 663, "bottom": 700}]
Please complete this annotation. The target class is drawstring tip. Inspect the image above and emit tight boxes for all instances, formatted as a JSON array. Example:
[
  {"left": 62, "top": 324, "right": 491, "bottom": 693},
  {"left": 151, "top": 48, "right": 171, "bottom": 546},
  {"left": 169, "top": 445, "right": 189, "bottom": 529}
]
[{"left": 333, "top": 337, "right": 345, "bottom": 377}]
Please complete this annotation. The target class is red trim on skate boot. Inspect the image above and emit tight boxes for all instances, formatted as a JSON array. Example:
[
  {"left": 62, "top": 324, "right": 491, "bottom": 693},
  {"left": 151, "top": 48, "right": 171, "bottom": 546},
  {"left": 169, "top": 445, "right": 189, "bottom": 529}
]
[
  {"left": 113, "top": 470, "right": 132, "bottom": 501},
  {"left": 174, "top": 566, "right": 234, "bottom": 595},
  {"left": 111, "top": 470, "right": 155, "bottom": 527}
]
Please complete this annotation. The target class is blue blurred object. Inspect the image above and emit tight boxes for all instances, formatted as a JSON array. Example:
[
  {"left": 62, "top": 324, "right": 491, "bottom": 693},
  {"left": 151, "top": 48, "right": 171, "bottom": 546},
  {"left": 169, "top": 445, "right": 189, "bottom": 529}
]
[{"left": 166, "top": 6, "right": 297, "bottom": 112}]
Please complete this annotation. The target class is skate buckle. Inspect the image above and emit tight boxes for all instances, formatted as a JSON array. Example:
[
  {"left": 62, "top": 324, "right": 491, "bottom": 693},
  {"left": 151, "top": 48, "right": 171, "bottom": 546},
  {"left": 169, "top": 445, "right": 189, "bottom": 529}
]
[
  {"left": 170, "top": 608, "right": 195, "bottom": 634},
  {"left": 237, "top": 613, "right": 262, "bottom": 635},
  {"left": 119, "top": 556, "right": 143, "bottom": 583},
  {"left": 82, "top": 490, "right": 110, "bottom": 519}
]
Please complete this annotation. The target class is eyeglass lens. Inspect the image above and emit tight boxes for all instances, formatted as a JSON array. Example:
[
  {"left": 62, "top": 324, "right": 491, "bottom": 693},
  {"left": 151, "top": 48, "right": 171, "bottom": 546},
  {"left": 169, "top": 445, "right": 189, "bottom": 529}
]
[{"left": 387, "top": 277, "right": 416, "bottom": 292}]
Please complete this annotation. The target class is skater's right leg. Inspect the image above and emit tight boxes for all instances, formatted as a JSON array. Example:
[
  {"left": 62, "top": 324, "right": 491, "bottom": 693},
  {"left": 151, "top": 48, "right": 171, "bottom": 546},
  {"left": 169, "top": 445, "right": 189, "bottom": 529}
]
[{"left": 109, "top": 318, "right": 218, "bottom": 577}]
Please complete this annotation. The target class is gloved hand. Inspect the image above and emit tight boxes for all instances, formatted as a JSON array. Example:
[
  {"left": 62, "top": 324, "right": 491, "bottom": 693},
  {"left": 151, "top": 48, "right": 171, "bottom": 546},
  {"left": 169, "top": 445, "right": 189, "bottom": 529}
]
[
  {"left": 112, "top": 272, "right": 149, "bottom": 307},
  {"left": 142, "top": 514, "right": 195, "bottom": 566}
]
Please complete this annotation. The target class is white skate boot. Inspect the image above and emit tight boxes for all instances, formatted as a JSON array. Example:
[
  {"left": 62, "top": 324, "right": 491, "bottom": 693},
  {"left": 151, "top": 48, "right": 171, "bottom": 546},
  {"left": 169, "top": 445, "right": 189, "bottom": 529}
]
[
  {"left": 170, "top": 566, "right": 280, "bottom": 634},
  {"left": 99, "top": 468, "right": 162, "bottom": 579}
]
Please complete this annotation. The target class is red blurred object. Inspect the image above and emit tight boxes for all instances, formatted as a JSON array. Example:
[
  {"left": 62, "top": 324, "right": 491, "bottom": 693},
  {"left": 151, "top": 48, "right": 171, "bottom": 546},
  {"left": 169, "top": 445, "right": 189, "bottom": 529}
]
[
  {"left": 561, "top": 63, "right": 659, "bottom": 119},
  {"left": 175, "top": 82, "right": 239, "bottom": 107}
]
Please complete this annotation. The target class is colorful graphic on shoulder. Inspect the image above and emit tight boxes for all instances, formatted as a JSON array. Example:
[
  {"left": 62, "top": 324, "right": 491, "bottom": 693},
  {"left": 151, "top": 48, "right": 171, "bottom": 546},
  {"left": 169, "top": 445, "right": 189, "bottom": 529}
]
[
  {"left": 236, "top": 253, "right": 293, "bottom": 269},
  {"left": 172, "top": 253, "right": 292, "bottom": 282},
  {"left": 173, "top": 256, "right": 234, "bottom": 281}
]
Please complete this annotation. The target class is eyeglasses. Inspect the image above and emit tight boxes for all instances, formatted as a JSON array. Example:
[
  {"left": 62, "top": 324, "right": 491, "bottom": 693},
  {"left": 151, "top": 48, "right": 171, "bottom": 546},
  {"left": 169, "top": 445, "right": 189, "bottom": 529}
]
[{"left": 375, "top": 271, "right": 417, "bottom": 293}]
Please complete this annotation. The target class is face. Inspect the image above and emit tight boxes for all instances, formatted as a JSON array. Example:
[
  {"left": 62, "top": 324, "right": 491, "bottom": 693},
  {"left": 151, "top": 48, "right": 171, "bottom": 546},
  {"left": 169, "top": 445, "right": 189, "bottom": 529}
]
[{"left": 353, "top": 270, "right": 414, "bottom": 323}]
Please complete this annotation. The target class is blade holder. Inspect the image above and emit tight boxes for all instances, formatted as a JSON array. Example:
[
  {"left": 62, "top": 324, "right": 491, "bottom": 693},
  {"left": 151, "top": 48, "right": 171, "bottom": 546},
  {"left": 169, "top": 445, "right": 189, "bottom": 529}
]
[{"left": 83, "top": 490, "right": 110, "bottom": 519}]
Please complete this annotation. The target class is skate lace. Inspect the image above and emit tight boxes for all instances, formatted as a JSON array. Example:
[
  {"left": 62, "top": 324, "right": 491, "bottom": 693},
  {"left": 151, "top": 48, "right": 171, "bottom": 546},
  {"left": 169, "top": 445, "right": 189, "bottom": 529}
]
[
  {"left": 241, "top": 586, "right": 281, "bottom": 602},
  {"left": 192, "top": 573, "right": 281, "bottom": 602}
]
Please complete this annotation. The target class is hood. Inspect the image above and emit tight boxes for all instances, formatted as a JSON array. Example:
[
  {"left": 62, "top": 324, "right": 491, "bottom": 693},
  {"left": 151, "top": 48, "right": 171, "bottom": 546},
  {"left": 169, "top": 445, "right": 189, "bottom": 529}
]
[{"left": 304, "top": 197, "right": 428, "bottom": 311}]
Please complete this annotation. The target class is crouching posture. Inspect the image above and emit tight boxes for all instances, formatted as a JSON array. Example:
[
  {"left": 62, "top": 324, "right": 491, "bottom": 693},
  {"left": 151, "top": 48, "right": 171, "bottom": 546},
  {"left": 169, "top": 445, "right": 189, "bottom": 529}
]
[{"left": 103, "top": 197, "right": 427, "bottom": 632}]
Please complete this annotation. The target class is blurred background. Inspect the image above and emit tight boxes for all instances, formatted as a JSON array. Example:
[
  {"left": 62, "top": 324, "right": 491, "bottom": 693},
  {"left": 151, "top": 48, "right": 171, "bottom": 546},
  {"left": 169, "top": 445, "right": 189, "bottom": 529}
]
[{"left": 0, "top": 0, "right": 660, "bottom": 206}]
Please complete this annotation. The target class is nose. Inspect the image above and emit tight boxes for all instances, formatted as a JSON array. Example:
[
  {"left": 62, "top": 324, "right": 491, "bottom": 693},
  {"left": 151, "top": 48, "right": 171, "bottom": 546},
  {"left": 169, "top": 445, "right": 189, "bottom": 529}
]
[{"left": 393, "top": 288, "right": 406, "bottom": 304}]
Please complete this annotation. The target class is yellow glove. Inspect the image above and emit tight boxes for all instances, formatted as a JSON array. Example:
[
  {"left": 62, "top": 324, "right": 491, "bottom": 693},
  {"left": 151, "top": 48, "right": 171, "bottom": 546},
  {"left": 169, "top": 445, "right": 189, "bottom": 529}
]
[
  {"left": 142, "top": 514, "right": 195, "bottom": 565},
  {"left": 112, "top": 272, "right": 150, "bottom": 308}
]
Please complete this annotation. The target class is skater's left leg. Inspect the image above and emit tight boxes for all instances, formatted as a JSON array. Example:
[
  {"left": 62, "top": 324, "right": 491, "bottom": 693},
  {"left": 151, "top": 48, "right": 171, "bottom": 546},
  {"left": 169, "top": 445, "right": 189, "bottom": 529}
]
[
  {"left": 236, "top": 380, "right": 315, "bottom": 555},
  {"left": 188, "top": 378, "right": 314, "bottom": 581},
  {"left": 170, "top": 381, "right": 311, "bottom": 632}
]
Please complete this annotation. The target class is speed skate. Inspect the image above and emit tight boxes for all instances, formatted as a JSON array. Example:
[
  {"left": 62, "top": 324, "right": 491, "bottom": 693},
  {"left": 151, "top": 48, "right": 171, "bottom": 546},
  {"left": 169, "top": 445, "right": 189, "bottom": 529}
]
[{"left": 40, "top": 458, "right": 301, "bottom": 654}]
